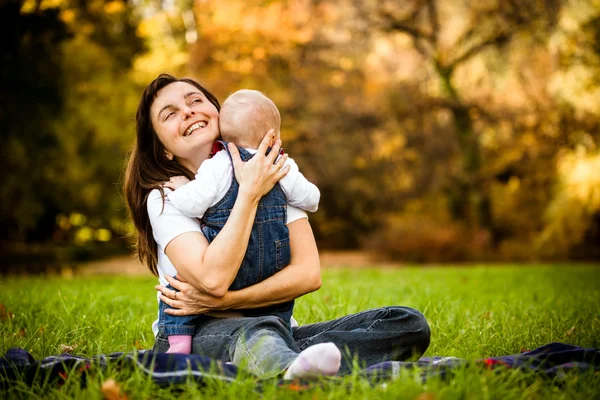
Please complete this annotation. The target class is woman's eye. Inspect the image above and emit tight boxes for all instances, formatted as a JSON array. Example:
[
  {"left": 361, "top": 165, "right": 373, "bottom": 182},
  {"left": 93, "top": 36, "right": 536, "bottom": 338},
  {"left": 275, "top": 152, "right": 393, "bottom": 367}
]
[
  {"left": 191, "top": 98, "right": 202, "bottom": 104},
  {"left": 165, "top": 112, "right": 174, "bottom": 120}
]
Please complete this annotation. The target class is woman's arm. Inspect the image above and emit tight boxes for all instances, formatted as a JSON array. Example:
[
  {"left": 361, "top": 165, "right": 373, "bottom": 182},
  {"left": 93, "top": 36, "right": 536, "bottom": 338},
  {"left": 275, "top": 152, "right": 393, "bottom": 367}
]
[
  {"left": 165, "top": 133, "right": 290, "bottom": 297},
  {"left": 157, "top": 217, "right": 321, "bottom": 315}
]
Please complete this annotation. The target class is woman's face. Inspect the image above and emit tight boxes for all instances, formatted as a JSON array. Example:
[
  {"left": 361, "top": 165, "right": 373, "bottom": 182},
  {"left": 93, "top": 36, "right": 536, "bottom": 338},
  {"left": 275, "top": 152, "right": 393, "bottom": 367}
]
[{"left": 150, "top": 81, "right": 220, "bottom": 172}]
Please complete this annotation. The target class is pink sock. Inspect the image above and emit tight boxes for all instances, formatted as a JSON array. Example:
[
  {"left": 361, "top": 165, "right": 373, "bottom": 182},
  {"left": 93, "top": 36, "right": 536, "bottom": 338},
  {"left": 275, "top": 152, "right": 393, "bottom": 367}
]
[{"left": 167, "top": 335, "right": 192, "bottom": 354}]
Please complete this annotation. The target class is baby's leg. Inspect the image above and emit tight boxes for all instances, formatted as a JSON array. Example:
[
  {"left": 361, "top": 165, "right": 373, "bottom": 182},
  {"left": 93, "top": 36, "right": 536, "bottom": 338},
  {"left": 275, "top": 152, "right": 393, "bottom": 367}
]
[{"left": 159, "top": 282, "right": 197, "bottom": 355}]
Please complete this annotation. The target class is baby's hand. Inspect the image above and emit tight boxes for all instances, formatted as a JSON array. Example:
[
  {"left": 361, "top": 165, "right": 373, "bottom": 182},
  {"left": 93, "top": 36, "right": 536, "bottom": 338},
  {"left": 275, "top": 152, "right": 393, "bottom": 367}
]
[{"left": 164, "top": 175, "right": 190, "bottom": 190}]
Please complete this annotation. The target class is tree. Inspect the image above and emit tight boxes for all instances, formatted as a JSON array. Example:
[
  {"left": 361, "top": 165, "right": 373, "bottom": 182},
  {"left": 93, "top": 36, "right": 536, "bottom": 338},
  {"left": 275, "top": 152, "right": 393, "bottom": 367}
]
[
  {"left": 360, "top": 0, "right": 562, "bottom": 238},
  {"left": 0, "top": 0, "right": 143, "bottom": 249},
  {"left": 0, "top": 0, "right": 69, "bottom": 242}
]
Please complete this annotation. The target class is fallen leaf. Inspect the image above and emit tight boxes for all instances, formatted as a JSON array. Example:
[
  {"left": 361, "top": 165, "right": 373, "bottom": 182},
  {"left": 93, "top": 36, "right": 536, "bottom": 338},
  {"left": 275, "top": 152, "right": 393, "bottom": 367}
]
[
  {"left": 566, "top": 326, "right": 575, "bottom": 337},
  {"left": 0, "top": 304, "right": 14, "bottom": 320},
  {"left": 415, "top": 393, "right": 436, "bottom": 400},
  {"left": 60, "top": 343, "right": 78, "bottom": 353},
  {"left": 17, "top": 329, "right": 26, "bottom": 337},
  {"left": 101, "top": 378, "right": 128, "bottom": 400}
]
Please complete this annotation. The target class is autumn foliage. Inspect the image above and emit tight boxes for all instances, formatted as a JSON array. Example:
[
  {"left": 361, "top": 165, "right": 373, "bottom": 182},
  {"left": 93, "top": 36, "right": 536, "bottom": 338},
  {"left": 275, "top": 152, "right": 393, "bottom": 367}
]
[{"left": 2, "top": 0, "right": 600, "bottom": 264}]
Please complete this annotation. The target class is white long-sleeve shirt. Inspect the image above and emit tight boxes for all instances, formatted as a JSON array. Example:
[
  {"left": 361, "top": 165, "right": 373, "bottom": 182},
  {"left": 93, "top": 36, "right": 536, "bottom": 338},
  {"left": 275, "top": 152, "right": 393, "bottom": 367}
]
[{"left": 168, "top": 148, "right": 320, "bottom": 219}]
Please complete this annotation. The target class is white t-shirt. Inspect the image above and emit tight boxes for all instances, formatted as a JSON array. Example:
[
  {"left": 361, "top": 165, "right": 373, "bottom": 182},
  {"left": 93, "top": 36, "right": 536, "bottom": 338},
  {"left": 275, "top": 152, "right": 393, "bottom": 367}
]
[
  {"left": 147, "top": 188, "right": 307, "bottom": 337},
  {"left": 167, "top": 149, "right": 320, "bottom": 219}
]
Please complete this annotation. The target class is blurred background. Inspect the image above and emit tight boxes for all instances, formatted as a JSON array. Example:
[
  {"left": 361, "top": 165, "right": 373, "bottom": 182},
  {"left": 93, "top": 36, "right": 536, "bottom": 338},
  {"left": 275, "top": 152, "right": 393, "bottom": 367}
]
[{"left": 1, "top": 0, "right": 599, "bottom": 274}]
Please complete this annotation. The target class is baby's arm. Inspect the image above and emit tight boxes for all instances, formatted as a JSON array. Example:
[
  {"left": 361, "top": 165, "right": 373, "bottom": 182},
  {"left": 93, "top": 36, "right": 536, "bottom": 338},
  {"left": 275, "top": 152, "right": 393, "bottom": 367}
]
[
  {"left": 167, "top": 155, "right": 226, "bottom": 219},
  {"left": 165, "top": 176, "right": 191, "bottom": 190},
  {"left": 278, "top": 156, "right": 320, "bottom": 212}
]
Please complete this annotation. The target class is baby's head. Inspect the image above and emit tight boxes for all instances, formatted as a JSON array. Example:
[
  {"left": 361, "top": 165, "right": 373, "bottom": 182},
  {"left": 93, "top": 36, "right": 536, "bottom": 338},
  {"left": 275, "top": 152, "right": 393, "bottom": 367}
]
[{"left": 219, "top": 89, "right": 280, "bottom": 149}]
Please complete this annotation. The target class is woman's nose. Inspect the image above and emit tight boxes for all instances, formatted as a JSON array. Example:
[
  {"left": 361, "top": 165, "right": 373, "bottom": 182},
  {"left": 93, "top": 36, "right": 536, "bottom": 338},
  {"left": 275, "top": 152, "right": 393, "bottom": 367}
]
[{"left": 183, "top": 108, "right": 196, "bottom": 119}]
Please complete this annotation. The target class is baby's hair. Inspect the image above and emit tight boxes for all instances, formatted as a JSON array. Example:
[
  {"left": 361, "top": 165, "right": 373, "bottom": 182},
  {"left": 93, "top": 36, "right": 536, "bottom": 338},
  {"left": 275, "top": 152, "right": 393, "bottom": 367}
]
[{"left": 219, "top": 89, "right": 281, "bottom": 148}]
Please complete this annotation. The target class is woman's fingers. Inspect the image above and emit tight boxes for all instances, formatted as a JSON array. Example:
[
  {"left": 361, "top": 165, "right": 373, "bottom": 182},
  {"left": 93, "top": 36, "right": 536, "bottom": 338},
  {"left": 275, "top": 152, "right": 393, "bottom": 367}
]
[
  {"left": 267, "top": 139, "right": 282, "bottom": 164},
  {"left": 257, "top": 129, "right": 275, "bottom": 155},
  {"left": 228, "top": 143, "right": 244, "bottom": 183},
  {"left": 164, "top": 307, "right": 185, "bottom": 316},
  {"left": 274, "top": 164, "right": 291, "bottom": 181},
  {"left": 155, "top": 284, "right": 171, "bottom": 297},
  {"left": 164, "top": 275, "right": 183, "bottom": 291},
  {"left": 159, "top": 295, "right": 184, "bottom": 311},
  {"left": 175, "top": 274, "right": 188, "bottom": 283},
  {"left": 276, "top": 153, "right": 289, "bottom": 169}
]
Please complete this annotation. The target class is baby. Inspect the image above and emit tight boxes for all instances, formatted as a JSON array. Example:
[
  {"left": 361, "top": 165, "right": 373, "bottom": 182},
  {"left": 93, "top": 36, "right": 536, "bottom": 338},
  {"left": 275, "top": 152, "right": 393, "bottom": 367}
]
[{"left": 160, "top": 90, "right": 320, "bottom": 354}]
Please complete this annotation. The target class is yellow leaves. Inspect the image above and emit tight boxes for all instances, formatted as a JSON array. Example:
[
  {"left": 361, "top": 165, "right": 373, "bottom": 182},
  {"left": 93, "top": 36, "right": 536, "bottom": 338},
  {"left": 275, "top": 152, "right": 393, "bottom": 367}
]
[
  {"left": 372, "top": 131, "right": 406, "bottom": 161},
  {"left": 548, "top": 2, "right": 600, "bottom": 116},
  {"left": 60, "top": 9, "right": 75, "bottom": 24},
  {"left": 55, "top": 213, "right": 114, "bottom": 244},
  {"left": 537, "top": 149, "right": 600, "bottom": 256},
  {"left": 196, "top": 0, "right": 315, "bottom": 45},
  {"left": 330, "top": 71, "right": 346, "bottom": 87},
  {"left": 557, "top": 149, "right": 600, "bottom": 204},
  {"left": 132, "top": 46, "right": 188, "bottom": 83},
  {"left": 252, "top": 47, "right": 267, "bottom": 60},
  {"left": 353, "top": 156, "right": 367, "bottom": 170},
  {"left": 20, "top": 0, "right": 65, "bottom": 13},
  {"left": 95, "top": 229, "right": 113, "bottom": 242},
  {"left": 104, "top": 1, "right": 125, "bottom": 15},
  {"left": 70, "top": 212, "right": 87, "bottom": 227},
  {"left": 550, "top": 66, "right": 600, "bottom": 117},
  {"left": 75, "top": 227, "right": 95, "bottom": 244}
]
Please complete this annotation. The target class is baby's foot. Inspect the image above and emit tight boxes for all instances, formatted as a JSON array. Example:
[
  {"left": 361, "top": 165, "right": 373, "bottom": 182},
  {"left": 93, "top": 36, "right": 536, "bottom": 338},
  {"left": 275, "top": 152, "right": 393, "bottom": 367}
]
[
  {"left": 166, "top": 335, "right": 192, "bottom": 354},
  {"left": 283, "top": 342, "right": 341, "bottom": 380}
]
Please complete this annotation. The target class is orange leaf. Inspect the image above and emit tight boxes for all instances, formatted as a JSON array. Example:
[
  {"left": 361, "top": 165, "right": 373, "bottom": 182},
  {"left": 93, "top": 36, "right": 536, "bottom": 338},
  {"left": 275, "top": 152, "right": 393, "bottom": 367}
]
[
  {"left": 101, "top": 378, "right": 128, "bottom": 400},
  {"left": 0, "top": 304, "right": 14, "bottom": 320}
]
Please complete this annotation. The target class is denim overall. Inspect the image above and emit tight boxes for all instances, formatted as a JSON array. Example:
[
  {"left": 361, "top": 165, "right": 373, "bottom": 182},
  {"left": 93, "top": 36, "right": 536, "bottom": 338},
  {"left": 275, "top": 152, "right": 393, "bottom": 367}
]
[{"left": 159, "top": 141, "right": 293, "bottom": 337}]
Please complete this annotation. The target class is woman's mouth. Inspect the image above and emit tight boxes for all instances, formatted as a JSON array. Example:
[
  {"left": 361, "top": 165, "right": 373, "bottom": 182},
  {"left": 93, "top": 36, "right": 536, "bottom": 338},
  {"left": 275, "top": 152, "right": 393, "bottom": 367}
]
[{"left": 183, "top": 121, "right": 208, "bottom": 137}]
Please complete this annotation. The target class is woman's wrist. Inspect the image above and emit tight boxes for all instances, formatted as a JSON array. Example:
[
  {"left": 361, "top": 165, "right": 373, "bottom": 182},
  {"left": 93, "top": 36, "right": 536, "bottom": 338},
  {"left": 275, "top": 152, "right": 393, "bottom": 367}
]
[
  {"left": 237, "top": 185, "right": 262, "bottom": 206},
  {"left": 219, "top": 290, "right": 242, "bottom": 310}
]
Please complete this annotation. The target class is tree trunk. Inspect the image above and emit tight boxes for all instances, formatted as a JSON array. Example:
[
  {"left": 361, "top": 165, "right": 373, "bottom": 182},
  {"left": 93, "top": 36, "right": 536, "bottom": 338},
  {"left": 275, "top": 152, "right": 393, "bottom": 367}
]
[{"left": 436, "top": 63, "right": 492, "bottom": 233}]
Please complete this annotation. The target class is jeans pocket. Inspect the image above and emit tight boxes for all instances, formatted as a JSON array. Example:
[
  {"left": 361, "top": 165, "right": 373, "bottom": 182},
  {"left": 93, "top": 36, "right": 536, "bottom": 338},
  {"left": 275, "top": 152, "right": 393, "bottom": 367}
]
[{"left": 275, "top": 237, "right": 290, "bottom": 270}]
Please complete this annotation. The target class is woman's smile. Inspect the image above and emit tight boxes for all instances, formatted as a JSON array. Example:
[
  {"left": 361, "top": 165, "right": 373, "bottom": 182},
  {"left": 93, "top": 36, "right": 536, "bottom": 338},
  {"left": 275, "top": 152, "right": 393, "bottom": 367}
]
[{"left": 183, "top": 120, "right": 208, "bottom": 137}]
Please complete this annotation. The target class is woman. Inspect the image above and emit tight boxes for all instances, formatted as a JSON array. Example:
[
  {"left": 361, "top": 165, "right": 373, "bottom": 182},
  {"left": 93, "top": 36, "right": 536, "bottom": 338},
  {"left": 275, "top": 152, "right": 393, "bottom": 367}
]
[{"left": 124, "top": 73, "right": 430, "bottom": 379}]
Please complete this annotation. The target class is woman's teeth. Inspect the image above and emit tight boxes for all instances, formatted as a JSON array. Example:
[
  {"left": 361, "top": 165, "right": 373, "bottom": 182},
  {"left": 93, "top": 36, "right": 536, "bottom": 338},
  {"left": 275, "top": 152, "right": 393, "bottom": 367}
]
[{"left": 184, "top": 121, "right": 207, "bottom": 136}]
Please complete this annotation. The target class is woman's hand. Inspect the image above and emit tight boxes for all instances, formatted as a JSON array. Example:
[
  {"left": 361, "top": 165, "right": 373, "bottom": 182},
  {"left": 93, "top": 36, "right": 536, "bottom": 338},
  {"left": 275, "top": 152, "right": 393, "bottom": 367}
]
[
  {"left": 156, "top": 275, "right": 226, "bottom": 316},
  {"left": 228, "top": 129, "right": 289, "bottom": 201}
]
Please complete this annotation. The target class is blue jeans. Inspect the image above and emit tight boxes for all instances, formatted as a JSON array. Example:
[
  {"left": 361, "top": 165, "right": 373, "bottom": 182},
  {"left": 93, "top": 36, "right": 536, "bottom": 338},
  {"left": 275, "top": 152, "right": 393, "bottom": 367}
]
[
  {"left": 158, "top": 282, "right": 197, "bottom": 336},
  {"left": 200, "top": 141, "right": 293, "bottom": 323},
  {"left": 153, "top": 306, "right": 431, "bottom": 378}
]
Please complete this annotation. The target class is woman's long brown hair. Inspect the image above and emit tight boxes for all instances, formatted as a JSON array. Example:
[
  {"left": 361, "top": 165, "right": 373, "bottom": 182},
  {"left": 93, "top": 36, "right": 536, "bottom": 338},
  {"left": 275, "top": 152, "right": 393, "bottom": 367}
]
[{"left": 124, "top": 74, "right": 220, "bottom": 276}]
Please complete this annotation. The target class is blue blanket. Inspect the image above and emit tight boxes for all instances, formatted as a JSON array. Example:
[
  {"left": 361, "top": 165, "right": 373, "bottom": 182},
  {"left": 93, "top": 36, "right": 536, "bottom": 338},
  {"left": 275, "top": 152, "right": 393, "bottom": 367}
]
[{"left": 1, "top": 342, "right": 598, "bottom": 389}]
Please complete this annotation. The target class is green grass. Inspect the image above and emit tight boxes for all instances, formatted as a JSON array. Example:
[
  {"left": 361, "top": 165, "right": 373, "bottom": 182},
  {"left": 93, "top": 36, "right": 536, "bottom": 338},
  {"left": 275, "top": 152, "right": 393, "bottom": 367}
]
[{"left": 1, "top": 265, "right": 599, "bottom": 398}]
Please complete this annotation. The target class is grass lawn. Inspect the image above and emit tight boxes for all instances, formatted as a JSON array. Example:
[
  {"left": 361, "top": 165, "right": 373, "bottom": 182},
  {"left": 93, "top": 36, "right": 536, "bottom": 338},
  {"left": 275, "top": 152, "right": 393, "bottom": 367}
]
[{"left": 1, "top": 265, "right": 599, "bottom": 398}]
